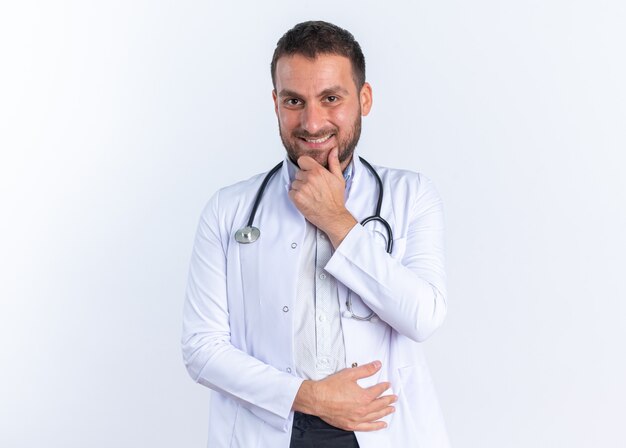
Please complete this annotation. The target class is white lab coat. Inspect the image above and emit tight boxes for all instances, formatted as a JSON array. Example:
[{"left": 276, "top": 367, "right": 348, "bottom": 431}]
[{"left": 182, "top": 155, "right": 450, "bottom": 447}]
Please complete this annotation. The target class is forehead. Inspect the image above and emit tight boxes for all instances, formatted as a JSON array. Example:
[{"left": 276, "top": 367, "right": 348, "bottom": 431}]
[{"left": 274, "top": 53, "right": 356, "bottom": 94}]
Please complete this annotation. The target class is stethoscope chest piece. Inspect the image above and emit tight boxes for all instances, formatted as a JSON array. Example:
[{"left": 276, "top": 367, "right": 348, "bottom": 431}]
[{"left": 235, "top": 226, "right": 260, "bottom": 244}]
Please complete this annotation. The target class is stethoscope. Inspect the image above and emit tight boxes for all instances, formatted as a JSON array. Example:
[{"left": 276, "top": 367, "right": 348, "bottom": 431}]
[{"left": 235, "top": 156, "right": 392, "bottom": 321}]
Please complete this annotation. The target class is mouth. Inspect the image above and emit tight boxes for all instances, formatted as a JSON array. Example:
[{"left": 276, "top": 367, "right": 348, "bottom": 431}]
[
  {"left": 298, "top": 133, "right": 335, "bottom": 148},
  {"left": 301, "top": 134, "right": 333, "bottom": 143}
]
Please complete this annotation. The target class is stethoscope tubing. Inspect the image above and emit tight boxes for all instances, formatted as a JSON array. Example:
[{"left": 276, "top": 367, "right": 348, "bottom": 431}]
[
  {"left": 235, "top": 156, "right": 393, "bottom": 321},
  {"left": 245, "top": 161, "right": 283, "bottom": 228}
]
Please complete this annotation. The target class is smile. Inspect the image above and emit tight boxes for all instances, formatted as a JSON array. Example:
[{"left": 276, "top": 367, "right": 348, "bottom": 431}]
[{"left": 301, "top": 134, "right": 334, "bottom": 144}]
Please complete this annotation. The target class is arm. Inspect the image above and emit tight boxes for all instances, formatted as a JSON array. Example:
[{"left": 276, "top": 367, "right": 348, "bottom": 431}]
[
  {"left": 181, "top": 190, "right": 303, "bottom": 432},
  {"left": 325, "top": 174, "right": 447, "bottom": 342},
  {"left": 290, "top": 150, "right": 447, "bottom": 342}
]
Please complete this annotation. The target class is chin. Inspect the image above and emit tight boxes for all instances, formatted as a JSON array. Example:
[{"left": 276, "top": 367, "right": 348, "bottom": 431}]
[
  {"left": 310, "top": 151, "right": 332, "bottom": 167},
  {"left": 292, "top": 147, "right": 331, "bottom": 166}
]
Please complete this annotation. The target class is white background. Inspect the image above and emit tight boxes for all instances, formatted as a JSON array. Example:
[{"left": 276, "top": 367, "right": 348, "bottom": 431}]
[{"left": 1, "top": 1, "right": 625, "bottom": 447}]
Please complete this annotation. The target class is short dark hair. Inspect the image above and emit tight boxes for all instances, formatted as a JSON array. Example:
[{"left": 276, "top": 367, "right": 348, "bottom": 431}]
[{"left": 270, "top": 21, "right": 366, "bottom": 90}]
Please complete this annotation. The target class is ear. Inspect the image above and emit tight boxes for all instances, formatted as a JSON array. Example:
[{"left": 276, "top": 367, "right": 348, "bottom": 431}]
[
  {"left": 272, "top": 89, "right": 279, "bottom": 116},
  {"left": 359, "top": 82, "right": 373, "bottom": 116}
]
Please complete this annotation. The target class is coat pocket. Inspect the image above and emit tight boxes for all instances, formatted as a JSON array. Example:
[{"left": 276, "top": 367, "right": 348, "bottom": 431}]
[
  {"left": 397, "top": 363, "right": 449, "bottom": 447},
  {"left": 230, "top": 404, "right": 262, "bottom": 448},
  {"left": 397, "top": 364, "right": 424, "bottom": 404}
]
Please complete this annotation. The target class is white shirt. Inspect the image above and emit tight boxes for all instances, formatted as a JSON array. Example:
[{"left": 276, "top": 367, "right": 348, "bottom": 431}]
[
  {"left": 293, "top": 220, "right": 346, "bottom": 379},
  {"left": 287, "top": 158, "right": 354, "bottom": 380}
]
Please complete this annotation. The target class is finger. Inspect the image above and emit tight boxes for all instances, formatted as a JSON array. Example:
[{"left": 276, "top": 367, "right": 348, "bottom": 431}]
[
  {"left": 346, "top": 360, "right": 382, "bottom": 380},
  {"left": 327, "top": 148, "right": 342, "bottom": 178},
  {"left": 321, "top": 417, "right": 386, "bottom": 433},
  {"left": 288, "top": 188, "right": 306, "bottom": 203},
  {"left": 361, "top": 405, "right": 395, "bottom": 423},
  {"left": 290, "top": 179, "right": 304, "bottom": 191},
  {"left": 363, "top": 393, "right": 397, "bottom": 414},
  {"left": 351, "top": 420, "right": 388, "bottom": 432},
  {"left": 364, "top": 381, "right": 392, "bottom": 399},
  {"left": 368, "top": 393, "right": 397, "bottom": 408},
  {"left": 297, "top": 155, "right": 320, "bottom": 171}
]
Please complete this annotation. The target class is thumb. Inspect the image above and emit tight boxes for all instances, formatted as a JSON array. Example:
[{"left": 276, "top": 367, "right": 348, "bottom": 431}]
[
  {"left": 347, "top": 360, "right": 382, "bottom": 380},
  {"left": 327, "top": 148, "right": 342, "bottom": 178}
]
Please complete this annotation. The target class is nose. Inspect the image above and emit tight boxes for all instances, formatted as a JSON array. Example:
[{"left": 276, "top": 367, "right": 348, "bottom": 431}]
[{"left": 300, "top": 102, "right": 326, "bottom": 135}]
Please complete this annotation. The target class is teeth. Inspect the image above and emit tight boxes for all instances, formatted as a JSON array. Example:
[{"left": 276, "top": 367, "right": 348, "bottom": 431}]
[{"left": 305, "top": 134, "right": 332, "bottom": 143}]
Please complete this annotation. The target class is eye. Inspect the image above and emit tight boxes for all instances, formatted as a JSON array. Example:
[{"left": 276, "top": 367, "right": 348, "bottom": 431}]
[
  {"left": 326, "top": 95, "right": 338, "bottom": 102},
  {"left": 285, "top": 98, "right": 302, "bottom": 106}
]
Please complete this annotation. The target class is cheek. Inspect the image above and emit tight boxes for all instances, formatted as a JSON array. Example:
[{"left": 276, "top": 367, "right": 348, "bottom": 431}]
[
  {"left": 331, "top": 110, "right": 353, "bottom": 131},
  {"left": 278, "top": 110, "right": 298, "bottom": 132}
]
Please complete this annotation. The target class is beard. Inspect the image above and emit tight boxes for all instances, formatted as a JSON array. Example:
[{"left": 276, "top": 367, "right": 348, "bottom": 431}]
[{"left": 278, "top": 115, "right": 362, "bottom": 169}]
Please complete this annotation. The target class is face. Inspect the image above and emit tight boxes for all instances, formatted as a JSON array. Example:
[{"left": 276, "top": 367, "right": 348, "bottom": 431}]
[{"left": 272, "top": 53, "right": 372, "bottom": 170}]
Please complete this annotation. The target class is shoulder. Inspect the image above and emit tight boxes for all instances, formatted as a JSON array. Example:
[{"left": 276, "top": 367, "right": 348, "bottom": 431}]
[
  {"left": 363, "top": 162, "right": 444, "bottom": 225},
  {"left": 216, "top": 172, "right": 266, "bottom": 204},
  {"left": 369, "top": 162, "right": 440, "bottom": 198},
  {"left": 195, "top": 169, "right": 274, "bottom": 246},
  {"left": 200, "top": 169, "right": 270, "bottom": 217}
]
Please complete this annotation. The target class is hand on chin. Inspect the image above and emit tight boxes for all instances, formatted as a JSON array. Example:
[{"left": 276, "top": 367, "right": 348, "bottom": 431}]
[{"left": 297, "top": 148, "right": 334, "bottom": 169}]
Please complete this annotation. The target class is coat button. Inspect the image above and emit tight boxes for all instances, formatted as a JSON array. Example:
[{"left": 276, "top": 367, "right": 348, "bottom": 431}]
[
  {"left": 283, "top": 306, "right": 289, "bottom": 312},
  {"left": 291, "top": 243, "right": 297, "bottom": 249},
  {"left": 351, "top": 362, "right": 358, "bottom": 368},
  {"left": 286, "top": 367, "right": 292, "bottom": 373}
]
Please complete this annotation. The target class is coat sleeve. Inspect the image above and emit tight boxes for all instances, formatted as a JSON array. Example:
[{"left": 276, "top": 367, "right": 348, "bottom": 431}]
[
  {"left": 181, "top": 190, "right": 304, "bottom": 432},
  {"left": 324, "top": 174, "right": 447, "bottom": 342}
]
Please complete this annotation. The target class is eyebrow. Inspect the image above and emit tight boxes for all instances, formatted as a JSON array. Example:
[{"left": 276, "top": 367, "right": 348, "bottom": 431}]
[
  {"left": 320, "top": 86, "right": 350, "bottom": 97},
  {"left": 277, "top": 85, "right": 350, "bottom": 98}
]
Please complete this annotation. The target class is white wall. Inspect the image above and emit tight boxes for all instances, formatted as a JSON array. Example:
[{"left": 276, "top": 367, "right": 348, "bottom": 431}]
[{"left": 1, "top": 1, "right": 624, "bottom": 447}]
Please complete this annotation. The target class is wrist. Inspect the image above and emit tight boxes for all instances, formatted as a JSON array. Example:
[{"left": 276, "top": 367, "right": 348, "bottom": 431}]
[
  {"left": 325, "top": 211, "right": 358, "bottom": 248},
  {"left": 292, "top": 380, "right": 319, "bottom": 415}
]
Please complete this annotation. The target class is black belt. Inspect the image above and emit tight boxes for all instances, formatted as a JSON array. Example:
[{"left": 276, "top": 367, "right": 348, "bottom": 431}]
[{"left": 290, "top": 412, "right": 360, "bottom": 448}]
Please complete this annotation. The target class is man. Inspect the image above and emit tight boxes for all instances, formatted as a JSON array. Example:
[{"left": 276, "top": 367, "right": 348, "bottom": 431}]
[{"left": 182, "top": 21, "right": 449, "bottom": 447}]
